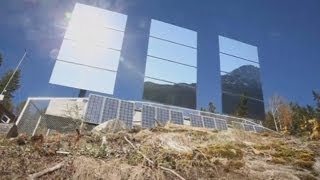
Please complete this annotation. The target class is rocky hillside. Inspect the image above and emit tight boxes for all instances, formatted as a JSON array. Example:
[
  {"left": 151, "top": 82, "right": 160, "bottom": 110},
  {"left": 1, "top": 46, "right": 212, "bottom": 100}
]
[{"left": 1, "top": 124, "right": 320, "bottom": 180}]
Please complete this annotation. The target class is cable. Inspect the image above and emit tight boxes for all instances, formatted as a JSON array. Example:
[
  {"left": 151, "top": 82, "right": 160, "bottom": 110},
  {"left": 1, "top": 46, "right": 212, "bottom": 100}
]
[{"left": 0, "top": 50, "right": 27, "bottom": 95}]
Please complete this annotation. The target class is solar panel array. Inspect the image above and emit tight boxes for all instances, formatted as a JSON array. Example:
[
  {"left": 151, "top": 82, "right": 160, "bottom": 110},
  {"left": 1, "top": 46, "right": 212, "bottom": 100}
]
[
  {"left": 254, "top": 126, "right": 265, "bottom": 133},
  {"left": 190, "top": 114, "right": 203, "bottom": 128},
  {"left": 215, "top": 119, "right": 228, "bottom": 130},
  {"left": 85, "top": 95, "right": 135, "bottom": 128},
  {"left": 244, "top": 124, "right": 255, "bottom": 132},
  {"left": 84, "top": 94, "right": 272, "bottom": 133},
  {"left": 232, "top": 122, "right": 244, "bottom": 130},
  {"left": 170, "top": 111, "right": 184, "bottom": 125},
  {"left": 118, "top": 101, "right": 134, "bottom": 128},
  {"left": 232, "top": 121, "right": 259, "bottom": 132},
  {"left": 142, "top": 105, "right": 156, "bottom": 128},
  {"left": 245, "top": 121, "right": 256, "bottom": 125},
  {"left": 85, "top": 95, "right": 104, "bottom": 124},
  {"left": 157, "top": 108, "right": 170, "bottom": 125},
  {"left": 202, "top": 117, "right": 216, "bottom": 129},
  {"left": 101, "top": 98, "right": 119, "bottom": 123}
]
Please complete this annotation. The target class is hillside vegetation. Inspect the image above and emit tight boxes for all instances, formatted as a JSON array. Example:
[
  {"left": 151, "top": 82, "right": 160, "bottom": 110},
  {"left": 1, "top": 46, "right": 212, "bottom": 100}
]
[{"left": 0, "top": 124, "right": 320, "bottom": 180}]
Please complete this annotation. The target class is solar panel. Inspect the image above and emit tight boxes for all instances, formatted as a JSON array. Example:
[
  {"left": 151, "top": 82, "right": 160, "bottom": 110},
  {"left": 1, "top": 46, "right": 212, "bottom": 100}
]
[
  {"left": 245, "top": 120, "right": 256, "bottom": 125},
  {"left": 254, "top": 126, "right": 265, "bottom": 133},
  {"left": 202, "top": 116, "right": 216, "bottom": 129},
  {"left": 170, "top": 111, "right": 184, "bottom": 125},
  {"left": 85, "top": 94, "right": 104, "bottom": 124},
  {"left": 142, "top": 105, "right": 156, "bottom": 128},
  {"left": 134, "top": 102, "right": 143, "bottom": 110},
  {"left": 118, "top": 101, "right": 134, "bottom": 128},
  {"left": 215, "top": 119, "right": 228, "bottom": 130},
  {"left": 190, "top": 114, "right": 203, "bottom": 128},
  {"left": 232, "top": 122, "right": 244, "bottom": 130},
  {"left": 156, "top": 107, "right": 170, "bottom": 125},
  {"left": 244, "top": 124, "right": 255, "bottom": 132},
  {"left": 101, "top": 97, "right": 119, "bottom": 123}
]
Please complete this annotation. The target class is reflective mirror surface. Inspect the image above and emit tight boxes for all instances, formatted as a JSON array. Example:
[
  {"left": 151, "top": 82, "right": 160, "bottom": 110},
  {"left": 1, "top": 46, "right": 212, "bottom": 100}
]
[
  {"left": 219, "top": 36, "right": 264, "bottom": 119},
  {"left": 50, "top": 61, "right": 117, "bottom": 93},
  {"left": 143, "top": 20, "right": 197, "bottom": 109},
  {"left": 50, "top": 3, "right": 127, "bottom": 94}
]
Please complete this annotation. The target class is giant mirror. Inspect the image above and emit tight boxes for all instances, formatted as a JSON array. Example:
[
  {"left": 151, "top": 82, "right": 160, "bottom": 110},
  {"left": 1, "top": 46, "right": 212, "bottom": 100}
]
[
  {"left": 219, "top": 36, "right": 265, "bottom": 119},
  {"left": 143, "top": 20, "right": 197, "bottom": 109}
]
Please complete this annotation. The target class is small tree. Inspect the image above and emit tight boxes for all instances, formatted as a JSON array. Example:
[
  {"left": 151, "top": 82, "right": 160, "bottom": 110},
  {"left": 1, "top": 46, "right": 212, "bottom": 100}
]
[
  {"left": 63, "top": 102, "right": 88, "bottom": 136},
  {"left": 208, "top": 102, "right": 216, "bottom": 113},
  {"left": 200, "top": 107, "right": 207, "bottom": 112},
  {"left": 312, "top": 90, "right": 320, "bottom": 118},
  {"left": 235, "top": 94, "right": 249, "bottom": 118},
  {"left": 268, "top": 94, "right": 285, "bottom": 132},
  {"left": 310, "top": 90, "right": 320, "bottom": 139},
  {"left": 278, "top": 103, "right": 292, "bottom": 133}
]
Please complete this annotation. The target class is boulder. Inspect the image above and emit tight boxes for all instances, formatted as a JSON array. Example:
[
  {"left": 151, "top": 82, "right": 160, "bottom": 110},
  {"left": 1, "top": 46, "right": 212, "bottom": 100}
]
[{"left": 92, "top": 119, "right": 127, "bottom": 134}]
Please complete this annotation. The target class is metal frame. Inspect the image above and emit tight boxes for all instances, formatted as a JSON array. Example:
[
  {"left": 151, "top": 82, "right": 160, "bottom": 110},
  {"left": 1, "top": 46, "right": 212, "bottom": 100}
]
[{"left": 16, "top": 97, "right": 88, "bottom": 126}]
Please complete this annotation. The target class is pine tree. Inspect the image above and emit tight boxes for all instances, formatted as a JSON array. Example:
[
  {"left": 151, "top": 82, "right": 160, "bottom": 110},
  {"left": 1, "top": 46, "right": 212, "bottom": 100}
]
[
  {"left": 208, "top": 102, "right": 216, "bottom": 113},
  {"left": 312, "top": 90, "right": 320, "bottom": 118},
  {"left": 235, "top": 94, "right": 249, "bottom": 118},
  {"left": 200, "top": 107, "right": 207, "bottom": 111},
  {"left": 0, "top": 52, "right": 21, "bottom": 111}
]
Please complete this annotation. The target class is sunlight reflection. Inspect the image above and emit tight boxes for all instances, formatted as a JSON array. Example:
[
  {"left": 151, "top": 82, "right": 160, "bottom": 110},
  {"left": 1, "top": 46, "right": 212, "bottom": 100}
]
[{"left": 50, "top": 3, "right": 128, "bottom": 95}]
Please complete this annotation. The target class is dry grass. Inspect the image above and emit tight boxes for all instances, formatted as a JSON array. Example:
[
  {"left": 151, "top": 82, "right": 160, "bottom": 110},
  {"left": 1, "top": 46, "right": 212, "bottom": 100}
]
[{"left": 0, "top": 124, "right": 319, "bottom": 179}]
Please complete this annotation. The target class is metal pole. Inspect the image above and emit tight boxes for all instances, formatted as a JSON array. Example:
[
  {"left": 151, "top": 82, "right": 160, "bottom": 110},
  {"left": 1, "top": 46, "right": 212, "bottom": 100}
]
[
  {"left": 1, "top": 50, "right": 27, "bottom": 95},
  {"left": 15, "top": 98, "right": 31, "bottom": 125},
  {"left": 32, "top": 115, "right": 42, "bottom": 136}
]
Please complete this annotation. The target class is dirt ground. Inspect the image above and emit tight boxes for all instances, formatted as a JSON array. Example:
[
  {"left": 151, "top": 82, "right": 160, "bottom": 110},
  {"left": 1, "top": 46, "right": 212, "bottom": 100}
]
[{"left": 1, "top": 124, "right": 320, "bottom": 180}]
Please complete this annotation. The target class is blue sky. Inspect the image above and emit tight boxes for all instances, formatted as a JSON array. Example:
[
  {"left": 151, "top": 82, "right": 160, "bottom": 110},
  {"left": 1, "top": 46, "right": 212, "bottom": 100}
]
[{"left": 0, "top": 0, "right": 320, "bottom": 111}]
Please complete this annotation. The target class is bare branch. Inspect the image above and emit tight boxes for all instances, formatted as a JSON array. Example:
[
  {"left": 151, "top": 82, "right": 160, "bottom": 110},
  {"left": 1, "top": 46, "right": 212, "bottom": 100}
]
[
  {"left": 56, "top": 151, "right": 71, "bottom": 155},
  {"left": 268, "top": 94, "right": 285, "bottom": 131},
  {"left": 29, "top": 161, "right": 65, "bottom": 179}
]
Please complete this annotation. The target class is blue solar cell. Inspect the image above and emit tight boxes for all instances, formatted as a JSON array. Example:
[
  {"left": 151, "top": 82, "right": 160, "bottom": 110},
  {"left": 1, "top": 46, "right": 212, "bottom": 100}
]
[
  {"left": 118, "top": 101, "right": 134, "bottom": 128},
  {"left": 85, "top": 94, "right": 104, "bottom": 124},
  {"left": 202, "top": 116, "right": 216, "bottom": 129},
  {"left": 200, "top": 111, "right": 216, "bottom": 118},
  {"left": 190, "top": 114, "right": 203, "bottom": 127},
  {"left": 156, "top": 108, "right": 170, "bottom": 124},
  {"left": 142, "top": 105, "right": 156, "bottom": 128},
  {"left": 84, "top": 94, "right": 273, "bottom": 133},
  {"left": 245, "top": 120, "right": 256, "bottom": 125},
  {"left": 232, "top": 122, "right": 244, "bottom": 130},
  {"left": 134, "top": 102, "right": 143, "bottom": 110},
  {"left": 254, "top": 126, "right": 265, "bottom": 133},
  {"left": 101, "top": 98, "right": 119, "bottom": 123},
  {"left": 170, "top": 111, "right": 184, "bottom": 125},
  {"left": 244, "top": 124, "right": 255, "bottom": 132},
  {"left": 215, "top": 119, "right": 228, "bottom": 130}
]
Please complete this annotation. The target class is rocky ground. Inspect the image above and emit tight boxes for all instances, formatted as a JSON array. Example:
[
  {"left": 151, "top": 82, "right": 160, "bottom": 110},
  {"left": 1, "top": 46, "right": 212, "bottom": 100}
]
[{"left": 1, "top": 123, "right": 320, "bottom": 180}]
